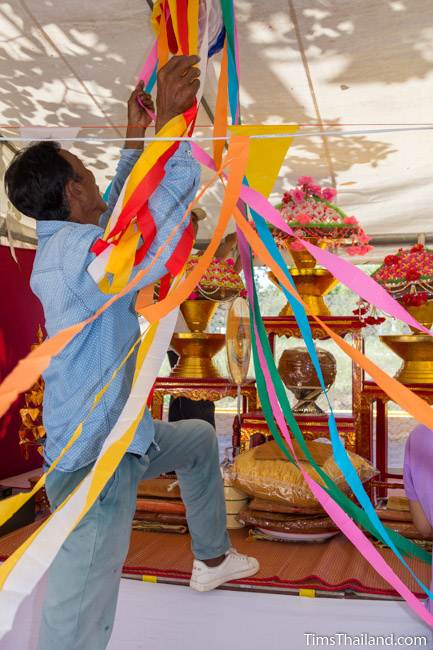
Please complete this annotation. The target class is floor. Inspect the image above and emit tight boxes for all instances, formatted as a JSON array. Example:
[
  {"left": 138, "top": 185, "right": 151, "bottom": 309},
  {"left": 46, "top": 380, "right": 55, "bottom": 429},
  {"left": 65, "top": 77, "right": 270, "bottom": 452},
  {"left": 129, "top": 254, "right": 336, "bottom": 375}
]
[{"left": 1, "top": 578, "right": 432, "bottom": 650}]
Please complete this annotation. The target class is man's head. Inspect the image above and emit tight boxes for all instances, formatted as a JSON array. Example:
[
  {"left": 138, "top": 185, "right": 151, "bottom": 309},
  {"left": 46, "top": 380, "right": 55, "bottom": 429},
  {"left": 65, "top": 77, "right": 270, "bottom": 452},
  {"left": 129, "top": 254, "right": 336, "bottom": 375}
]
[{"left": 4, "top": 141, "right": 107, "bottom": 225}]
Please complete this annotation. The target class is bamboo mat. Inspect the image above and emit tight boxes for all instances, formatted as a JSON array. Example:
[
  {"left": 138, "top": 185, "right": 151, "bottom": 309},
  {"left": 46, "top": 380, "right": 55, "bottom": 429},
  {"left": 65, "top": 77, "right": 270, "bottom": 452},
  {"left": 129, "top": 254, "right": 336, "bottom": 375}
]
[{"left": 0, "top": 522, "right": 430, "bottom": 598}]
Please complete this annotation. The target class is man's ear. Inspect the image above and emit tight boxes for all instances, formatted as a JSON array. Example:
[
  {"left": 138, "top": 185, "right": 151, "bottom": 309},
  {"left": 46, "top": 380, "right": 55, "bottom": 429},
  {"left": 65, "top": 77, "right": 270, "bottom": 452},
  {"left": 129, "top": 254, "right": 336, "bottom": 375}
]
[{"left": 65, "top": 178, "right": 84, "bottom": 208}]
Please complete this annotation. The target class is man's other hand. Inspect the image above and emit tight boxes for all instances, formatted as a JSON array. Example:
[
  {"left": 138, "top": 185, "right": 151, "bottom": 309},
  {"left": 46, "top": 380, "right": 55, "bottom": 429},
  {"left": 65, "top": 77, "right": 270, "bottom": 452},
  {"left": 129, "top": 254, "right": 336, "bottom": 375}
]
[
  {"left": 156, "top": 55, "right": 200, "bottom": 133},
  {"left": 124, "top": 82, "right": 155, "bottom": 149},
  {"left": 128, "top": 81, "right": 155, "bottom": 130}
]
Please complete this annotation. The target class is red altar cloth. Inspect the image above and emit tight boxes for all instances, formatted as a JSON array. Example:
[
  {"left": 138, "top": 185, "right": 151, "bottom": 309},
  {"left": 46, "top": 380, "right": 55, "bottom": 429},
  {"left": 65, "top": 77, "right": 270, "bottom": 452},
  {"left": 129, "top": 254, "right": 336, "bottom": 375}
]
[{"left": 0, "top": 245, "right": 44, "bottom": 480}]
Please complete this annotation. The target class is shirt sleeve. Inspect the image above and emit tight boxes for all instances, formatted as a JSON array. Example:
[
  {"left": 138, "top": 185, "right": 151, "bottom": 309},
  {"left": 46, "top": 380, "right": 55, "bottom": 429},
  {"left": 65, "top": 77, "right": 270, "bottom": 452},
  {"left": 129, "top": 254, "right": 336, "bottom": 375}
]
[
  {"left": 403, "top": 435, "right": 418, "bottom": 501},
  {"left": 99, "top": 149, "right": 142, "bottom": 230},
  {"left": 61, "top": 142, "right": 200, "bottom": 310}
]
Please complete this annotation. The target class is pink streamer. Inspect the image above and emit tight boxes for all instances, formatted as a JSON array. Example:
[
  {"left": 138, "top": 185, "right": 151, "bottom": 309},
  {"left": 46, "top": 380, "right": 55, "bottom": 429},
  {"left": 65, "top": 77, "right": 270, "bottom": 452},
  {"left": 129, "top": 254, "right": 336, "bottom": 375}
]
[
  {"left": 237, "top": 227, "right": 433, "bottom": 628},
  {"left": 135, "top": 40, "right": 158, "bottom": 122},
  {"left": 138, "top": 39, "right": 158, "bottom": 86}
]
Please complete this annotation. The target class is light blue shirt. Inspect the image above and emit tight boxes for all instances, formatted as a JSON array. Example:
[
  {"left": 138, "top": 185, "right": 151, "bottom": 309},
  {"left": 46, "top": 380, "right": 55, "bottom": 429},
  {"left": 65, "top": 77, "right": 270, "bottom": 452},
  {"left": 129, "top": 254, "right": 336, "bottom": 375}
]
[{"left": 31, "top": 143, "right": 200, "bottom": 471}]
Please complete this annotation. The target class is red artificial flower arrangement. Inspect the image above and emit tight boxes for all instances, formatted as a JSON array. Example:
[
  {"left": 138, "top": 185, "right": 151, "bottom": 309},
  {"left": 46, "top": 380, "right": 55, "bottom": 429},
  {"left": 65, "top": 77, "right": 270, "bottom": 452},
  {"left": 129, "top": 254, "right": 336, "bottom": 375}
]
[
  {"left": 186, "top": 256, "right": 246, "bottom": 302},
  {"left": 277, "top": 176, "right": 372, "bottom": 256},
  {"left": 373, "top": 244, "right": 433, "bottom": 307}
]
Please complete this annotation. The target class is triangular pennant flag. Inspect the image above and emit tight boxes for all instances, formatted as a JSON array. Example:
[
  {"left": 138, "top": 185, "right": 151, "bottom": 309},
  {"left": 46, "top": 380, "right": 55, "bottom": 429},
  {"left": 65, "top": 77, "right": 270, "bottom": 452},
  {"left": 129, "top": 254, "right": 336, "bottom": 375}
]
[{"left": 229, "top": 124, "right": 298, "bottom": 197}]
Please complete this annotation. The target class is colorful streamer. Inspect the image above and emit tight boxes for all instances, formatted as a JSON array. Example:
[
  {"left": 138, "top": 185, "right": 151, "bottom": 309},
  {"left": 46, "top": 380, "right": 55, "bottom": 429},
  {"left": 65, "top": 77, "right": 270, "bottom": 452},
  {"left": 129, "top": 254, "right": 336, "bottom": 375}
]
[
  {"left": 238, "top": 236, "right": 433, "bottom": 626},
  {"left": 236, "top": 204, "right": 433, "bottom": 575}
]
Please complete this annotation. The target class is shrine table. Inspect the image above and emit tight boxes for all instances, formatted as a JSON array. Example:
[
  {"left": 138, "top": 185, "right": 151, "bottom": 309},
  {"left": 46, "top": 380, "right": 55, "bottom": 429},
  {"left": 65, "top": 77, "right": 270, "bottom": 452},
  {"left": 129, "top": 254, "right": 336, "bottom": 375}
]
[
  {"left": 150, "top": 377, "right": 257, "bottom": 420},
  {"left": 234, "top": 411, "right": 357, "bottom": 453}
]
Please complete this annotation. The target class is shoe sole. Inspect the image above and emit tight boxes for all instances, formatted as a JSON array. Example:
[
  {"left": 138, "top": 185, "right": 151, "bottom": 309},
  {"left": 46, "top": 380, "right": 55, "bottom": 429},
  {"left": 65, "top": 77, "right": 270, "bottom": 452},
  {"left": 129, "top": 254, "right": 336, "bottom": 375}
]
[{"left": 189, "top": 564, "right": 260, "bottom": 593}]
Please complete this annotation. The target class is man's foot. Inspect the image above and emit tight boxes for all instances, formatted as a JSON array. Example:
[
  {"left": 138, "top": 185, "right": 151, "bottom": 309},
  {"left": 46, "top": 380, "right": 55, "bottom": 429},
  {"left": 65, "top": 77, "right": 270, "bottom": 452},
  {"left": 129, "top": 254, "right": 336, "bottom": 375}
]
[{"left": 189, "top": 548, "right": 259, "bottom": 592}]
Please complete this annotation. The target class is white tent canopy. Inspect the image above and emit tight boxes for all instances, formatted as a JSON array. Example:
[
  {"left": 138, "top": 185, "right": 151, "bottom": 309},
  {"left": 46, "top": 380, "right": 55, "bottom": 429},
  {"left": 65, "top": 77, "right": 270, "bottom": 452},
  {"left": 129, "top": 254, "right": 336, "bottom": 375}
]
[{"left": 1, "top": 0, "right": 433, "bottom": 250}]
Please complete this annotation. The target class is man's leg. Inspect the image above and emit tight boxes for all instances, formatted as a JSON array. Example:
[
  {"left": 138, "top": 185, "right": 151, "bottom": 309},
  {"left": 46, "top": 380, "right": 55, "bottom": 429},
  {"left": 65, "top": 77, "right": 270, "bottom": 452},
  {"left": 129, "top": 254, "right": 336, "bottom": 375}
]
[
  {"left": 37, "top": 453, "right": 141, "bottom": 650},
  {"left": 140, "top": 419, "right": 259, "bottom": 590},
  {"left": 141, "top": 418, "right": 229, "bottom": 559}
]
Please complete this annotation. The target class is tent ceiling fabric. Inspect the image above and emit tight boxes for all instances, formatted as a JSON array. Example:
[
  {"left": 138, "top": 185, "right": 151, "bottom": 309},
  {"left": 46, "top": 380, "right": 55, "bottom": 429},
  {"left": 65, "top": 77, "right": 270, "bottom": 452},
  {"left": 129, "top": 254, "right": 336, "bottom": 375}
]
[{"left": 1, "top": 0, "right": 433, "bottom": 246}]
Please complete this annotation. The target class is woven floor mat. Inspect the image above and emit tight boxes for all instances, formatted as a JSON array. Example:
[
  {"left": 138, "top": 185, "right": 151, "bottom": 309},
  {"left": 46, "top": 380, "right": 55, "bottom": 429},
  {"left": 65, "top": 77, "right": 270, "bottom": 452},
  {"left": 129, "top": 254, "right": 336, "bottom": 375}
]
[{"left": 0, "top": 522, "right": 430, "bottom": 598}]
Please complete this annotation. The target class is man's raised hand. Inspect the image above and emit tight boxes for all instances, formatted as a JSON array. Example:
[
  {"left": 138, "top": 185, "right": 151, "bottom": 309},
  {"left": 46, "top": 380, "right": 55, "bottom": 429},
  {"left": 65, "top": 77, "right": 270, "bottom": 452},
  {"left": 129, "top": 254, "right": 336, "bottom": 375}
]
[{"left": 156, "top": 55, "right": 200, "bottom": 133}]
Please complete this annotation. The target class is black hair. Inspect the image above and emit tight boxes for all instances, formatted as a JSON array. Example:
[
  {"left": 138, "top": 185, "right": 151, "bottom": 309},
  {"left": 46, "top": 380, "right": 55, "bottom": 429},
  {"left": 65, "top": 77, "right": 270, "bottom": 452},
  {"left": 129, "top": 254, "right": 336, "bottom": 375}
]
[{"left": 4, "top": 141, "right": 80, "bottom": 221}]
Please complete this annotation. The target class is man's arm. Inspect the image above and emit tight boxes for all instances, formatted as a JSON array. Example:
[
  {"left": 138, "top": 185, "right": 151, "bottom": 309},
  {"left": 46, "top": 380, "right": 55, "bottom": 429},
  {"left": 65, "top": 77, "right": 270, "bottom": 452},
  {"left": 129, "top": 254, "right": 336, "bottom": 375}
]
[
  {"left": 62, "top": 55, "right": 201, "bottom": 309},
  {"left": 119, "top": 55, "right": 201, "bottom": 288},
  {"left": 127, "top": 141, "right": 200, "bottom": 287},
  {"left": 99, "top": 83, "right": 155, "bottom": 229}
]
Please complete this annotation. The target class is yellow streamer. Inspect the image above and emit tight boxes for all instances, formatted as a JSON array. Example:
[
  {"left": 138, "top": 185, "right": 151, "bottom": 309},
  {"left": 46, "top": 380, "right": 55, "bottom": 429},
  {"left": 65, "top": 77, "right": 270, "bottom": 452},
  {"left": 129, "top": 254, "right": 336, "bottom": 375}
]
[
  {"left": 187, "top": 0, "right": 199, "bottom": 55},
  {"left": 100, "top": 224, "right": 142, "bottom": 294}
]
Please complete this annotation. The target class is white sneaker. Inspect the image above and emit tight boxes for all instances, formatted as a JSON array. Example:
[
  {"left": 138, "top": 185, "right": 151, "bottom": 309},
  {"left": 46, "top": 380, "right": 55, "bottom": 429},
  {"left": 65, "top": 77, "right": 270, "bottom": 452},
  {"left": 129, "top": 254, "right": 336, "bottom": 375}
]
[{"left": 189, "top": 547, "right": 260, "bottom": 592}]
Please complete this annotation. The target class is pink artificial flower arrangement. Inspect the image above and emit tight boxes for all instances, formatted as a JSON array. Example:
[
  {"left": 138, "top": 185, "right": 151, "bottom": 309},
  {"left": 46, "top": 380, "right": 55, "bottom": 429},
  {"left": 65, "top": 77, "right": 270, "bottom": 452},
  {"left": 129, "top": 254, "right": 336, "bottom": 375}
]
[
  {"left": 186, "top": 255, "right": 246, "bottom": 302},
  {"left": 277, "top": 176, "right": 372, "bottom": 257}
]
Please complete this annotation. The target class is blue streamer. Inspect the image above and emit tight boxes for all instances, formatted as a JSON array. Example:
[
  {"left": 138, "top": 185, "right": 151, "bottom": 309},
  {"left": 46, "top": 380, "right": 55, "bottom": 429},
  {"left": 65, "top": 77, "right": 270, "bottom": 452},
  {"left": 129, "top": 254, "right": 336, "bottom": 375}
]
[{"left": 248, "top": 195, "right": 433, "bottom": 599}]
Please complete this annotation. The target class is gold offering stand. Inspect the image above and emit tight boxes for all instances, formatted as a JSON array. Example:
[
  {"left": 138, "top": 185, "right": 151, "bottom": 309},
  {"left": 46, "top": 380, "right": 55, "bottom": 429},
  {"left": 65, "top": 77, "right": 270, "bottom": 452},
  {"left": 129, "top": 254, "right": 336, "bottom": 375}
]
[
  {"left": 243, "top": 237, "right": 368, "bottom": 458},
  {"left": 364, "top": 301, "right": 433, "bottom": 498},
  {"left": 380, "top": 301, "right": 433, "bottom": 384},
  {"left": 360, "top": 382, "right": 433, "bottom": 499},
  {"left": 152, "top": 297, "right": 258, "bottom": 420},
  {"left": 170, "top": 300, "right": 225, "bottom": 379},
  {"left": 234, "top": 315, "right": 366, "bottom": 457},
  {"left": 151, "top": 376, "right": 257, "bottom": 420},
  {"left": 269, "top": 239, "right": 337, "bottom": 317}
]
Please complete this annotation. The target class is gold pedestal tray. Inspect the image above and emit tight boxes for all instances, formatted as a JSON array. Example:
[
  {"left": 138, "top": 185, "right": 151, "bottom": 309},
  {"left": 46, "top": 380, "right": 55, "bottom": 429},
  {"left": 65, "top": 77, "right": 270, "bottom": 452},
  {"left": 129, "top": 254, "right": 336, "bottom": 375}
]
[
  {"left": 381, "top": 334, "right": 433, "bottom": 384},
  {"left": 180, "top": 299, "right": 218, "bottom": 333},
  {"left": 170, "top": 333, "right": 226, "bottom": 379},
  {"left": 288, "top": 238, "right": 328, "bottom": 270},
  {"left": 270, "top": 269, "right": 337, "bottom": 317},
  {"left": 407, "top": 301, "right": 433, "bottom": 333}
]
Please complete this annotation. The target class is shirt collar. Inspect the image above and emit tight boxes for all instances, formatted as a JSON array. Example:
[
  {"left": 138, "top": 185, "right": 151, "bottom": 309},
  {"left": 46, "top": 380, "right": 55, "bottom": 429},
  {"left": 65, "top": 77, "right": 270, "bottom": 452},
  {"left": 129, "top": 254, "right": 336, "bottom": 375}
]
[{"left": 36, "top": 220, "right": 75, "bottom": 237}]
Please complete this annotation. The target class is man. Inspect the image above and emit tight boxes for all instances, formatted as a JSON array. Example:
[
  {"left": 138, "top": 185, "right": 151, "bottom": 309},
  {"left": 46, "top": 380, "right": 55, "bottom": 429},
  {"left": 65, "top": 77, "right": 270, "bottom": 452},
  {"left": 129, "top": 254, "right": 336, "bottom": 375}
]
[{"left": 5, "top": 55, "right": 258, "bottom": 650}]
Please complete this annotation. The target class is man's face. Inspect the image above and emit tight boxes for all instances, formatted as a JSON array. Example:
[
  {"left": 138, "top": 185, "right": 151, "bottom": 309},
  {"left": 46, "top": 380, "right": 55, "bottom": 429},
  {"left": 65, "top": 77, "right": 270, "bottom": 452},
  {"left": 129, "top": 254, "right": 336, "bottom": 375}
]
[{"left": 60, "top": 150, "right": 107, "bottom": 224}]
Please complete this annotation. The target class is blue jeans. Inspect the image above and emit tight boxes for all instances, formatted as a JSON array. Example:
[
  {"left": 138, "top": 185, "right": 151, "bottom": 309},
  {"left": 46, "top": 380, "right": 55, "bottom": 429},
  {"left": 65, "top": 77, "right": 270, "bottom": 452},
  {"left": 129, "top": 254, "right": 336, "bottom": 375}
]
[{"left": 37, "top": 419, "right": 230, "bottom": 650}]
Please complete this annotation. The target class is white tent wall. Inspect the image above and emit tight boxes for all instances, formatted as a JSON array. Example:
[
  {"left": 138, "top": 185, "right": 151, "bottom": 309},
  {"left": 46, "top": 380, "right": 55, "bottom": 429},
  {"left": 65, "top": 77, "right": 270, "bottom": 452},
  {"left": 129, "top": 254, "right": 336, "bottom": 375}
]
[{"left": 0, "top": 1, "right": 432, "bottom": 244}]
